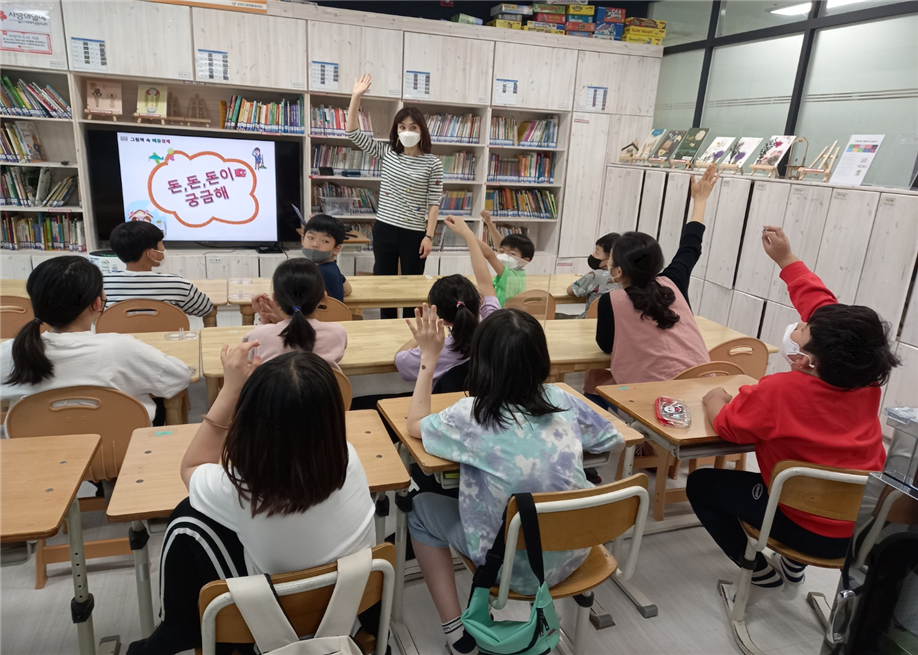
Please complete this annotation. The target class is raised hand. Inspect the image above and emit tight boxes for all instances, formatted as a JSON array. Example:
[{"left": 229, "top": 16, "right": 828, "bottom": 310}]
[
  {"left": 406, "top": 303, "right": 445, "bottom": 358},
  {"left": 761, "top": 225, "right": 798, "bottom": 269},
  {"left": 480, "top": 209, "right": 493, "bottom": 225},
  {"left": 689, "top": 164, "right": 719, "bottom": 202},
  {"left": 252, "top": 293, "right": 284, "bottom": 325},
  {"left": 221, "top": 340, "right": 261, "bottom": 394},
  {"left": 352, "top": 74, "right": 372, "bottom": 98},
  {"left": 444, "top": 215, "right": 473, "bottom": 237}
]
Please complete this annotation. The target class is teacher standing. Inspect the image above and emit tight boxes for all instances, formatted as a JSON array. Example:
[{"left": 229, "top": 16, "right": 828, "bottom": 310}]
[{"left": 346, "top": 73, "right": 443, "bottom": 319}]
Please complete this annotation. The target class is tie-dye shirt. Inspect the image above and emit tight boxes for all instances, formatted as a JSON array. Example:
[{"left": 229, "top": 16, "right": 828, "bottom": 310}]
[{"left": 420, "top": 384, "right": 624, "bottom": 595}]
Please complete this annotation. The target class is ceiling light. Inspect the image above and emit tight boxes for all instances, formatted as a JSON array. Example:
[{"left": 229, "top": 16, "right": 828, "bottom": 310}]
[{"left": 770, "top": 2, "right": 812, "bottom": 16}]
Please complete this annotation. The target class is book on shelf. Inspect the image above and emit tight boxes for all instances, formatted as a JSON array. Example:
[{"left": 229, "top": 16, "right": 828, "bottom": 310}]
[
  {"left": 136, "top": 85, "right": 168, "bottom": 118},
  {"left": 309, "top": 106, "right": 372, "bottom": 137},
  {"left": 490, "top": 115, "right": 558, "bottom": 148},
  {"left": 0, "top": 76, "right": 72, "bottom": 119},
  {"left": 86, "top": 80, "right": 123, "bottom": 116},
  {"left": 439, "top": 190, "right": 473, "bottom": 215},
  {"left": 1, "top": 121, "right": 45, "bottom": 162},
  {"left": 485, "top": 188, "right": 557, "bottom": 220},
  {"left": 0, "top": 168, "right": 76, "bottom": 208},
  {"left": 223, "top": 94, "right": 305, "bottom": 134},
  {"left": 311, "top": 145, "right": 381, "bottom": 176},
  {"left": 425, "top": 113, "right": 482, "bottom": 144},
  {"left": 1, "top": 212, "right": 86, "bottom": 251},
  {"left": 437, "top": 151, "right": 477, "bottom": 181},
  {"left": 340, "top": 222, "right": 374, "bottom": 251},
  {"left": 487, "top": 152, "right": 555, "bottom": 183},
  {"left": 432, "top": 222, "right": 472, "bottom": 252},
  {"left": 310, "top": 182, "right": 377, "bottom": 215},
  {"left": 485, "top": 223, "right": 529, "bottom": 249}
]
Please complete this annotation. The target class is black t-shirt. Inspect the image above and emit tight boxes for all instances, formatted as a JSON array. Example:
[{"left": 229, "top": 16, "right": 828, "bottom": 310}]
[{"left": 318, "top": 260, "right": 346, "bottom": 302}]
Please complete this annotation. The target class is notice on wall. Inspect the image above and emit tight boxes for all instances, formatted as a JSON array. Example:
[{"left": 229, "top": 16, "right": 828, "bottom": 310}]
[
  {"left": 70, "top": 36, "right": 107, "bottom": 71},
  {"left": 581, "top": 86, "right": 608, "bottom": 112},
  {"left": 493, "top": 78, "right": 518, "bottom": 106},
  {"left": 829, "top": 135, "right": 885, "bottom": 187},
  {"left": 310, "top": 61, "right": 339, "bottom": 91},
  {"left": 1, "top": 5, "right": 52, "bottom": 54},
  {"left": 197, "top": 49, "right": 229, "bottom": 81},
  {"left": 404, "top": 70, "right": 431, "bottom": 99}
]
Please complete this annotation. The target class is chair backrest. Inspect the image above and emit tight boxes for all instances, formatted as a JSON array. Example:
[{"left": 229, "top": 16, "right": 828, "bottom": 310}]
[
  {"left": 674, "top": 360, "right": 746, "bottom": 379},
  {"left": 586, "top": 298, "right": 599, "bottom": 319},
  {"left": 5, "top": 385, "right": 150, "bottom": 482},
  {"left": 333, "top": 367, "right": 353, "bottom": 411},
  {"left": 707, "top": 337, "right": 769, "bottom": 380},
  {"left": 96, "top": 298, "right": 190, "bottom": 333},
  {"left": 313, "top": 297, "right": 352, "bottom": 322},
  {"left": 433, "top": 361, "right": 470, "bottom": 394},
  {"left": 0, "top": 295, "right": 35, "bottom": 339},
  {"left": 199, "top": 543, "right": 396, "bottom": 655},
  {"left": 506, "top": 290, "right": 556, "bottom": 320},
  {"left": 769, "top": 460, "right": 870, "bottom": 522}
]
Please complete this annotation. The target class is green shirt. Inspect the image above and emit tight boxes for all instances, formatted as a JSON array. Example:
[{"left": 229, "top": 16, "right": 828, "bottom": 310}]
[{"left": 493, "top": 268, "right": 527, "bottom": 305}]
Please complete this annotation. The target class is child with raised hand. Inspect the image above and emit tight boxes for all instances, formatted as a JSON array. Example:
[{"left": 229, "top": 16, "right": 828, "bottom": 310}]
[
  {"left": 477, "top": 209, "right": 534, "bottom": 305},
  {"left": 687, "top": 225, "right": 897, "bottom": 602},
  {"left": 395, "top": 215, "right": 499, "bottom": 389},
  {"left": 405, "top": 305, "right": 623, "bottom": 655},
  {"left": 1, "top": 256, "right": 191, "bottom": 424}
]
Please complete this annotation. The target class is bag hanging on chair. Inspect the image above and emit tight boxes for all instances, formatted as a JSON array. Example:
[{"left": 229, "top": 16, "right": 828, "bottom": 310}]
[
  {"left": 461, "top": 493, "right": 561, "bottom": 655},
  {"left": 223, "top": 549, "right": 372, "bottom": 654}
]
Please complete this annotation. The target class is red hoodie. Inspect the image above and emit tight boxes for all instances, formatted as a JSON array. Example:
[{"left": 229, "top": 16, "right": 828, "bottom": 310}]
[{"left": 713, "top": 261, "right": 886, "bottom": 538}]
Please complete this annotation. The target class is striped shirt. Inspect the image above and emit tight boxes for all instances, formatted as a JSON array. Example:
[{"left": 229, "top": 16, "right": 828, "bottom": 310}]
[
  {"left": 346, "top": 130, "right": 443, "bottom": 232},
  {"left": 103, "top": 270, "right": 214, "bottom": 317}
]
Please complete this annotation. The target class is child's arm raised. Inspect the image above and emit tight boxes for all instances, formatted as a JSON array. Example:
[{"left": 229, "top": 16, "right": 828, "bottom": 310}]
[
  {"left": 479, "top": 210, "right": 505, "bottom": 276},
  {"left": 406, "top": 304, "right": 445, "bottom": 439},
  {"left": 763, "top": 225, "right": 837, "bottom": 320},
  {"left": 444, "top": 216, "right": 496, "bottom": 297}
]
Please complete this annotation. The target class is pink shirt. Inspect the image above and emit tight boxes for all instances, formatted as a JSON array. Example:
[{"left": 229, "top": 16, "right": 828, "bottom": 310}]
[{"left": 243, "top": 318, "right": 347, "bottom": 367}]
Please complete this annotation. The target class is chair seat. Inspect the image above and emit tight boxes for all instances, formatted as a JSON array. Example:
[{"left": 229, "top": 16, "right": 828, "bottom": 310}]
[
  {"left": 740, "top": 522, "right": 845, "bottom": 569},
  {"left": 459, "top": 544, "right": 618, "bottom": 601}
]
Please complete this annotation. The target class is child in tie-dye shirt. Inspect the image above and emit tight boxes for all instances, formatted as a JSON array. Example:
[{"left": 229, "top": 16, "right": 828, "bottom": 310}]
[{"left": 405, "top": 305, "right": 624, "bottom": 655}]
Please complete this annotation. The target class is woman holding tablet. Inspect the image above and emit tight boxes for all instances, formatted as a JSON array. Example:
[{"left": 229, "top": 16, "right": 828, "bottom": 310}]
[{"left": 346, "top": 73, "right": 443, "bottom": 318}]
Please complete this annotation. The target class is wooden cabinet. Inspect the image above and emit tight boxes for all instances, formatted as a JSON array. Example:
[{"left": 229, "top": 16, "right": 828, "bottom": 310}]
[
  {"left": 574, "top": 51, "right": 660, "bottom": 116},
  {"left": 658, "top": 172, "right": 690, "bottom": 263},
  {"left": 2, "top": 1, "right": 68, "bottom": 70},
  {"left": 768, "top": 185, "right": 831, "bottom": 306},
  {"left": 192, "top": 9, "right": 306, "bottom": 90},
  {"left": 699, "top": 281, "right": 733, "bottom": 326},
  {"left": 734, "top": 181, "right": 790, "bottom": 298},
  {"left": 727, "top": 291, "right": 765, "bottom": 341},
  {"left": 704, "top": 177, "right": 751, "bottom": 288},
  {"left": 307, "top": 22, "right": 403, "bottom": 98},
  {"left": 813, "top": 189, "right": 879, "bottom": 305},
  {"left": 557, "top": 113, "right": 610, "bottom": 258},
  {"left": 598, "top": 166, "right": 643, "bottom": 238},
  {"left": 402, "top": 33, "right": 494, "bottom": 105},
  {"left": 492, "top": 43, "right": 577, "bottom": 111},
  {"left": 637, "top": 169, "right": 666, "bottom": 236},
  {"left": 62, "top": 0, "right": 194, "bottom": 80}
]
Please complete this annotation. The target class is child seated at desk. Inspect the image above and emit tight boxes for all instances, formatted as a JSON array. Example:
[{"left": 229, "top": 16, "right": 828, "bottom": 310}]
[
  {"left": 478, "top": 210, "right": 533, "bottom": 305},
  {"left": 127, "top": 346, "right": 375, "bottom": 655},
  {"left": 688, "top": 226, "right": 897, "bottom": 601},
  {"left": 246, "top": 258, "right": 347, "bottom": 366},
  {"left": 104, "top": 221, "right": 214, "bottom": 317},
  {"left": 299, "top": 213, "right": 352, "bottom": 302},
  {"left": 1, "top": 257, "right": 191, "bottom": 425},
  {"left": 405, "top": 306, "right": 623, "bottom": 655},
  {"left": 566, "top": 231, "right": 622, "bottom": 318}
]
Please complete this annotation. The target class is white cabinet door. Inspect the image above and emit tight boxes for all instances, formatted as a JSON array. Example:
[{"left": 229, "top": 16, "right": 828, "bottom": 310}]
[
  {"left": 307, "top": 22, "right": 402, "bottom": 99},
  {"left": 637, "top": 169, "right": 666, "bottom": 237},
  {"left": 705, "top": 177, "right": 752, "bottom": 289},
  {"left": 492, "top": 42, "right": 577, "bottom": 111},
  {"left": 727, "top": 291, "right": 765, "bottom": 341},
  {"left": 598, "top": 166, "right": 643, "bottom": 238},
  {"left": 699, "top": 281, "right": 733, "bottom": 326},
  {"left": 192, "top": 9, "right": 306, "bottom": 90},
  {"left": 574, "top": 51, "right": 660, "bottom": 116},
  {"left": 205, "top": 252, "right": 259, "bottom": 279},
  {"left": 403, "top": 33, "right": 494, "bottom": 105},
  {"left": 658, "top": 171, "right": 690, "bottom": 263},
  {"left": 768, "top": 185, "right": 832, "bottom": 306},
  {"left": 2, "top": 1, "right": 68, "bottom": 70},
  {"left": 557, "top": 113, "right": 610, "bottom": 258},
  {"left": 734, "top": 181, "right": 791, "bottom": 298},
  {"left": 760, "top": 301, "right": 801, "bottom": 375},
  {"left": 813, "top": 189, "right": 879, "bottom": 305},
  {"left": 901, "top": 286, "right": 918, "bottom": 348},
  {"left": 63, "top": 0, "right": 194, "bottom": 80},
  {"left": 159, "top": 254, "right": 206, "bottom": 279}
]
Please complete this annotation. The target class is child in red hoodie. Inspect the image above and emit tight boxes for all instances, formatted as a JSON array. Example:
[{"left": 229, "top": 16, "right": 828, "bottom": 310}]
[{"left": 686, "top": 225, "right": 899, "bottom": 599}]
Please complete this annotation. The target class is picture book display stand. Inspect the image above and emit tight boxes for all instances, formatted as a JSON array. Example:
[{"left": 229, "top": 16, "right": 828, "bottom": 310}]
[
  {"left": 717, "top": 161, "right": 744, "bottom": 175},
  {"left": 84, "top": 108, "right": 120, "bottom": 121},
  {"left": 749, "top": 137, "right": 807, "bottom": 178},
  {"left": 790, "top": 140, "right": 839, "bottom": 182}
]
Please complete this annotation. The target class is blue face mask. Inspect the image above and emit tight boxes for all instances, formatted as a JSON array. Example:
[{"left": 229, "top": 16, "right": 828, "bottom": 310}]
[{"left": 301, "top": 247, "right": 332, "bottom": 264}]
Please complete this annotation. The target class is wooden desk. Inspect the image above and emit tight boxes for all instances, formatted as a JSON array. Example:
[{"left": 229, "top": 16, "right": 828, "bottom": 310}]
[
  {"left": 1, "top": 435, "right": 103, "bottom": 655},
  {"left": 107, "top": 413, "right": 409, "bottom": 634},
  {"left": 191, "top": 278, "right": 227, "bottom": 328},
  {"left": 130, "top": 331, "right": 200, "bottom": 425}
]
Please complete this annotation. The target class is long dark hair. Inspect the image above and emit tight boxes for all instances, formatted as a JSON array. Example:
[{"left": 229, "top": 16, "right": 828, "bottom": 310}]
[
  {"left": 612, "top": 232, "right": 679, "bottom": 330},
  {"left": 389, "top": 106, "right": 432, "bottom": 154},
  {"left": 273, "top": 259, "right": 326, "bottom": 352},
  {"left": 467, "top": 309, "right": 561, "bottom": 429},
  {"left": 5, "top": 256, "right": 103, "bottom": 386},
  {"left": 223, "top": 351, "right": 348, "bottom": 517},
  {"left": 428, "top": 275, "right": 481, "bottom": 359}
]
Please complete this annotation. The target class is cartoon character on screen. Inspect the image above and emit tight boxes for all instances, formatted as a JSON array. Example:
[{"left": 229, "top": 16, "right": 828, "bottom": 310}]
[
  {"left": 129, "top": 209, "right": 153, "bottom": 223},
  {"left": 252, "top": 147, "right": 266, "bottom": 170}
]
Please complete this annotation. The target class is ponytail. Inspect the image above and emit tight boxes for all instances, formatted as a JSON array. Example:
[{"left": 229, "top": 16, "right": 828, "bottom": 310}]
[
  {"left": 624, "top": 281, "right": 679, "bottom": 330},
  {"left": 428, "top": 275, "right": 482, "bottom": 359},
  {"left": 612, "top": 232, "right": 680, "bottom": 330},
  {"left": 272, "top": 258, "right": 326, "bottom": 353},
  {"left": 5, "top": 256, "right": 103, "bottom": 386}
]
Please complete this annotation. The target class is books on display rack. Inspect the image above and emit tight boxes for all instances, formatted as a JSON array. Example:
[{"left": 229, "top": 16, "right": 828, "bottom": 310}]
[
  {"left": 440, "top": 190, "right": 473, "bottom": 215},
  {"left": 1, "top": 121, "right": 44, "bottom": 162},
  {"left": 651, "top": 130, "right": 686, "bottom": 161},
  {"left": 1, "top": 169, "right": 77, "bottom": 208},
  {"left": 724, "top": 137, "right": 764, "bottom": 169},
  {"left": 223, "top": 95, "right": 305, "bottom": 134},
  {"left": 426, "top": 113, "right": 482, "bottom": 145},
  {"left": 637, "top": 128, "right": 665, "bottom": 159},
  {"left": 752, "top": 136, "right": 797, "bottom": 168},
  {"left": 485, "top": 188, "right": 558, "bottom": 220},
  {"left": 695, "top": 136, "right": 735, "bottom": 166},
  {"left": 0, "top": 76, "right": 72, "bottom": 118},
  {"left": 137, "top": 85, "right": 168, "bottom": 118},
  {"left": 438, "top": 152, "right": 477, "bottom": 181},
  {"left": 310, "top": 182, "right": 377, "bottom": 215},
  {"left": 487, "top": 152, "right": 555, "bottom": 184},
  {"left": 1, "top": 212, "right": 86, "bottom": 251},
  {"left": 309, "top": 106, "right": 372, "bottom": 137},
  {"left": 311, "top": 145, "right": 381, "bottom": 176},
  {"left": 490, "top": 115, "right": 559, "bottom": 148},
  {"left": 670, "top": 128, "right": 709, "bottom": 163},
  {"left": 86, "top": 80, "right": 123, "bottom": 116},
  {"left": 485, "top": 223, "right": 529, "bottom": 249}
]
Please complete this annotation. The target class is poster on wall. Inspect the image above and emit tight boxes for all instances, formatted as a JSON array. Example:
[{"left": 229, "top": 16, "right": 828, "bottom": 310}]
[
  {"left": 829, "top": 135, "right": 885, "bottom": 187},
  {"left": 695, "top": 136, "right": 735, "bottom": 166},
  {"left": 724, "top": 137, "right": 763, "bottom": 169},
  {"left": 0, "top": 6, "right": 52, "bottom": 55}
]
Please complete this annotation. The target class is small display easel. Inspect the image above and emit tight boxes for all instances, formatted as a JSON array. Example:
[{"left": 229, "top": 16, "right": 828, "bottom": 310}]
[
  {"left": 750, "top": 137, "right": 807, "bottom": 178},
  {"left": 84, "top": 108, "right": 120, "bottom": 121},
  {"left": 134, "top": 112, "right": 166, "bottom": 125},
  {"left": 790, "top": 141, "right": 839, "bottom": 182},
  {"left": 183, "top": 95, "right": 212, "bottom": 127},
  {"left": 717, "top": 161, "right": 744, "bottom": 175},
  {"left": 648, "top": 156, "right": 670, "bottom": 168},
  {"left": 668, "top": 158, "right": 693, "bottom": 170}
]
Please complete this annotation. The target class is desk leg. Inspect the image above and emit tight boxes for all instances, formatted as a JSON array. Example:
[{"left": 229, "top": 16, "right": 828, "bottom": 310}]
[
  {"left": 621, "top": 444, "right": 635, "bottom": 478},
  {"left": 66, "top": 498, "right": 97, "bottom": 655},
  {"left": 203, "top": 308, "right": 218, "bottom": 328},
  {"left": 374, "top": 492, "right": 388, "bottom": 545},
  {"left": 162, "top": 394, "right": 186, "bottom": 426},
  {"left": 130, "top": 521, "right": 155, "bottom": 637},
  {"left": 239, "top": 306, "right": 255, "bottom": 326},
  {"left": 390, "top": 445, "right": 420, "bottom": 655},
  {"left": 205, "top": 377, "right": 222, "bottom": 408}
]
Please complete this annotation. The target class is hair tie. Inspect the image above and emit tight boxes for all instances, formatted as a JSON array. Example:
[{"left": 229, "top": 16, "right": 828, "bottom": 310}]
[
  {"left": 32, "top": 317, "right": 42, "bottom": 324},
  {"left": 456, "top": 300, "right": 464, "bottom": 308},
  {"left": 292, "top": 306, "right": 302, "bottom": 313}
]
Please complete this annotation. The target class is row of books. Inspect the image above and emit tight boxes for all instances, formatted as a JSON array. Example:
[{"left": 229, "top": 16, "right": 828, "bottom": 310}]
[
  {"left": 1, "top": 121, "right": 44, "bottom": 163},
  {"left": 438, "top": 152, "right": 478, "bottom": 181},
  {"left": 0, "top": 77, "right": 72, "bottom": 118},
  {"left": 485, "top": 188, "right": 558, "bottom": 220},
  {"left": 485, "top": 223, "right": 529, "bottom": 249},
  {"left": 439, "top": 190, "right": 473, "bottom": 215},
  {"left": 490, "top": 116, "right": 559, "bottom": 148},
  {"left": 310, "top": 183, "right": 377, "bottom": 214},
  {"left": 221, "top": 95, "right": 305, "bottom": 134},
  {"left": 341, "top": 222, "right": 373, "bottom": 252},
  {"left": 487, "top": 153, "right": 555, "bottom": 184},
  {"left": 310, "top": 145, "right": 381, "bottom": 176},
  {"left": 1, "top": 213, "right": 86, "bottom": 251},
  {"left": 426, "top": 113, "right": 483, "bottom": 144},
  {"left": 432, "top": 221, "right": 475, "bottom": 251},
  {"left": 309, "top": 106, "right": 373, "bottom": 137},
  {"left": 1, "top": 169, "right": 78, "bottom": 207}
]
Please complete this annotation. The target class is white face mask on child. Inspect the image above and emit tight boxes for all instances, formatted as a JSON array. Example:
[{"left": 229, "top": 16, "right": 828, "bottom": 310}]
[
  {"left": 780, "top": 323, "right": 815, "bottom": 368},
  {"left": 496, "top": 253, "right": 527, "bottom": 271}
]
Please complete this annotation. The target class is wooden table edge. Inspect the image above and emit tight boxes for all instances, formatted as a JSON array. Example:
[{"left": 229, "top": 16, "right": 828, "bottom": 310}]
[{"left": 376, "top": 401, "right": 456, "bottom": 475}]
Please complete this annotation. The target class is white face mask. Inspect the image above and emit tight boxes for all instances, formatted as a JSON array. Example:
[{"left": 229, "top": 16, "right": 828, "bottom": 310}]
[
  {"left": 780, "top": 322, "right": 814, "bottom": 368},
  {"left": 150, "top": 247, "right": 167, "bottom": 264},
  {"left": 398, "top": 131, "right": 421, "bottom": 148},
  {"left": 497, "top": 253, "right": 527, "bottom": 271}
]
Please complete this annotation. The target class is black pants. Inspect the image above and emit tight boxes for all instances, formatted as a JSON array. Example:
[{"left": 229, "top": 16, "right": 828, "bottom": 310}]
[
  {"left": 373, "top": 220, "right": 427, "bottom": 319},
  {"left": 686, "top": 468, "right": 850, "bottom": 572}
]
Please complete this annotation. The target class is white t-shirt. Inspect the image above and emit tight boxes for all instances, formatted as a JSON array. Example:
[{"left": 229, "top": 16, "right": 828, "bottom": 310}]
[
  {"left": 0, "top": 331, "right": 192, "bottom": 421},
  {"left": 188, "top": 442, "right": 376, "bottom": 575}
]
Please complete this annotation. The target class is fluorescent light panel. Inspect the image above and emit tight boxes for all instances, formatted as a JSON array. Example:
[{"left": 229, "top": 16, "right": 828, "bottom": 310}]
[{"left": 770, "top": 0, "right": 864, "bottom": 15}]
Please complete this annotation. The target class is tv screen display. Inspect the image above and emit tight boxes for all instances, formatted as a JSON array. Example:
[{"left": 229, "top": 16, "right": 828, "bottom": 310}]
[{"left": 87, "top": 128, "right": 301, "bottom": 244}]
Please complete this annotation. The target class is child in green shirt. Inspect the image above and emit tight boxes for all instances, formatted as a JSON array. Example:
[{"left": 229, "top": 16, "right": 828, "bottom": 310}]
[{"left": 478, "top": 210, "right": 534, "bottom": 305}]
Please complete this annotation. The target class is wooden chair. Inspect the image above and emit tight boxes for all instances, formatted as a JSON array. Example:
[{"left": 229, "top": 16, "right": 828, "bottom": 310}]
[
  {"left": 708, "top": 338, "right": 769, "bottom": 380},
  {"left": 0, "top": 295, "right": 36, "bottom": 338},
  {"left": 333, "top": 367, "right": 353, "bottom": 410},
  {"left": 586, "top": 297, "right": 600, "bottom": 319},
  {"left": 720, "top": 461, "right": 869, "bottom": 655},
  {"left": 5, "top": 386, "right": 151, "bottom": 588},
  {"left": 506, "top": 290, "right": 556, "bottom": 320},
  {"left": 314, "top": 297, "right": 353, "bottom": 322},
  {"left": 459, "top": 474, "right": 649, "bottom": 655},
  {"left": 198, "top": 543, "right": 396, "bottom": 655},
  {"left": 95, "top": 298, "right": 190, "bottom": 333}
]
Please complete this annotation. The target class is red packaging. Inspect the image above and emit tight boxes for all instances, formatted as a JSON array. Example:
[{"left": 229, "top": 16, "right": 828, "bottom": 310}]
[
  {"left": 655, "top": 396, "right": 691, "bottom": 428},
  {"left": 625, "top": 17, "right": 666, "bottom": 29},
  {"left": 535, "top": 12, "right": 565, "bottom": 23},
  {"left": 565, "top": 21, "right": 595, "bottom": 31}
]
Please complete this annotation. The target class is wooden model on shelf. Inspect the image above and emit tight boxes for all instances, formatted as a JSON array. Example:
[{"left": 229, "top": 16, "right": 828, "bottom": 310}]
[
  {"left": 790, "top": 140, "right": 839, "bottom": 182},
  {"left": 618, "top": 141, "right": 640, "bottom": 164}
]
